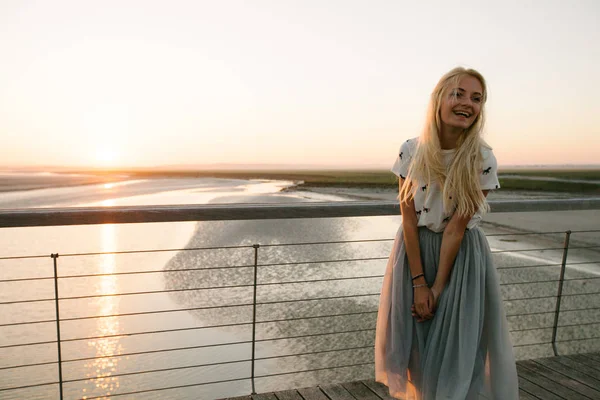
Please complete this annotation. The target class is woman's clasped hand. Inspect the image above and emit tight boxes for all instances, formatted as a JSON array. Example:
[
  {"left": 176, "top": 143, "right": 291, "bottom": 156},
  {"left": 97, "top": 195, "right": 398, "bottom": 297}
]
[{"left": 412, "top": 285, "right": 440, "bottom": 322}]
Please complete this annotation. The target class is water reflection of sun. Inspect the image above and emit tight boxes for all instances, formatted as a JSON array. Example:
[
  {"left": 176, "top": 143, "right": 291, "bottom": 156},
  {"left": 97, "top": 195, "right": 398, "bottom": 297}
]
[{"left": 83, "top": 224, "right": 123, "bottom": 399}]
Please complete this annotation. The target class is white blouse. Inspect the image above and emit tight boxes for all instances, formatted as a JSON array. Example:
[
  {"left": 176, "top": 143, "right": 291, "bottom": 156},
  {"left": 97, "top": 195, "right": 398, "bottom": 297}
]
[{"left": 391, "top": 138, "right": 500, "bottom": 232}]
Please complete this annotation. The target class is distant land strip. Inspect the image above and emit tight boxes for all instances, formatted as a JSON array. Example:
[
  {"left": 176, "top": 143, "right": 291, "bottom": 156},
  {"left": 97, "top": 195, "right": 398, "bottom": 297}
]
[{"left": 1, "top": 169, "right": 599, "bottom": 193}]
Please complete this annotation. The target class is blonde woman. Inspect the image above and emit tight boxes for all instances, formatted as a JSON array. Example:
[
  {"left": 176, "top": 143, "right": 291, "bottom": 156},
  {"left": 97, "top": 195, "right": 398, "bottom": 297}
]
[{"left": 375, "top": 67, "right": 519, "bottom": 399}]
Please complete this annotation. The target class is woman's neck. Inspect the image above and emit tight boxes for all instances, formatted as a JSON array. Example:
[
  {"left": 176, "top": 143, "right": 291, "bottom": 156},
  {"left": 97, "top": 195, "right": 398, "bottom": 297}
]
[{"left": 439, "top": 125, "right": 463, "bottom": 150}]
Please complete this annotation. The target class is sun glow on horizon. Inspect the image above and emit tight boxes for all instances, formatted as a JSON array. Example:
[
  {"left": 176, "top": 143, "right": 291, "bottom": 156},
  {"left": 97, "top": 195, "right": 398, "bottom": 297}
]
[{"left": 94, "top": 148, "right": 120, "bottom": 167}]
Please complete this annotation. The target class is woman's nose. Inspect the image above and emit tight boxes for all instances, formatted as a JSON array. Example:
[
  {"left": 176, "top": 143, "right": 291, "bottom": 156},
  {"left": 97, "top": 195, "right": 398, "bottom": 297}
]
[{"left": 459, "top": 96, "right": 473, "bottom": 107}]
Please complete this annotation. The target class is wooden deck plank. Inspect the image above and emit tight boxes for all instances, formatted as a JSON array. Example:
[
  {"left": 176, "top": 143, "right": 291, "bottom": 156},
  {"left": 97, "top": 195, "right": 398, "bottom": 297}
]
[
  {"left": 535, "top": 357, "right": 600, "bottom": 393},
  {"left": 274, "top": 390, "right": 304, "bottom": 400},
  {"left": 567, "top": 354, "right": 600, "bottom": 377},
  {"left": 297, "top": 387, "right": 329, "bottom": 400},
  {"left": 252, "top": 393, "right": 278, "bottom": 400},
  {"left": 517, "top": 365, "right": 569, "bottom": 400},
  {"left": 585, "top": 353, "right": 600, "bottom": 362},
  {"left": 342, "top": 382, "right": 379, "bottom": 400},
  {"left": 518, "top": 363, "right": 589, "bottom": 400},
  {"left": 518, "top": 389, "right": 539, "bottom": 400},
  {"left": 224, "top": 353, "right": 600, "bottom": 400},
  {"left": 521, "top": 360, "right": 600, "bottom": 399},
  {"left": 552, "top": 355, "right": 600, "bottom": 380},
  {"left": 360, "top": 380, "right": 395, "bottom": 400},
  {"left": 320, "top": 384, "right": 356, "bottom": 400}
]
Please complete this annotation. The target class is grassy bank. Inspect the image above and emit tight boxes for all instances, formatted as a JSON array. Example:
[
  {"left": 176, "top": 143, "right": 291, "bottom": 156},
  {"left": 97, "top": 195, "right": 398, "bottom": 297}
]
[
  {"left": 499, "top": 169, "right": 600, "bottom": 180},
  {"left": 497, "top": 178, "right": 599, "bottom": 192}
]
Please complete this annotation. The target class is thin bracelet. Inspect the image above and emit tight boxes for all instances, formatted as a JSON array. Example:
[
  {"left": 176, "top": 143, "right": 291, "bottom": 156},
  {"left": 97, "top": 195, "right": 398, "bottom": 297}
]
[
  {"left": 411, "top": 273, "right": 424, "bottom": 281},
  {"left": 412, "top": 283, "right": 428, "bottom": 288}
]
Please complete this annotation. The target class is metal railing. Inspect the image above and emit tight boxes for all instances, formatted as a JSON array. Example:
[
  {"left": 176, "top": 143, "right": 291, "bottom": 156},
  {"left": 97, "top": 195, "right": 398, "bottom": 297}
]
[{"left": 0, "top": 199, "right": 599, "bottom": 399}]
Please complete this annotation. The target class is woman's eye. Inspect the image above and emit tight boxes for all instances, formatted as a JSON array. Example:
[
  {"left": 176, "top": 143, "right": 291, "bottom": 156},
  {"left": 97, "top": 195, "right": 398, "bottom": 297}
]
[
  {"left": 450, "top": 91, "right": 462, "bottom": 98},
  {"left": 472, "top": 97, "right": 482, "bottom": 103}
]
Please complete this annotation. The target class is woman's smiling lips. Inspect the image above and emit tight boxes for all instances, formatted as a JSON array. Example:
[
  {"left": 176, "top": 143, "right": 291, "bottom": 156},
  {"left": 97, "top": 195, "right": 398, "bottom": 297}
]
[{"left": 453, "top": 110, "right": 471, "bottom": 119}]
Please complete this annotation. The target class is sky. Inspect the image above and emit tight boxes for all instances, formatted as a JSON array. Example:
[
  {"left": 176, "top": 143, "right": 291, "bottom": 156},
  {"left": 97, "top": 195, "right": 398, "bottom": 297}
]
[{"left": 0, "top": 0, "right": 599, "bottom": 169}]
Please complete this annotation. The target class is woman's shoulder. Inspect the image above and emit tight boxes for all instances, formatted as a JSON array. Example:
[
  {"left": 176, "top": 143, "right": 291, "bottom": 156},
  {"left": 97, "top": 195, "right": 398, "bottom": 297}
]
[
  {"left": 479, "top": 141, "right": 496, "bottom": 161},
  {"left": 400, "top": 137, "right": 419, "bottom": 153}
]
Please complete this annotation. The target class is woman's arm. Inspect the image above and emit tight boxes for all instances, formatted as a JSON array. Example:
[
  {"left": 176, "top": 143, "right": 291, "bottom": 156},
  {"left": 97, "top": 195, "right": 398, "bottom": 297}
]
[
  {"left": 399, "top": 178, "right": 435, "bottom": 320},
  {"left": 431, "top": 190, "right": 489, "bottom": 300}
]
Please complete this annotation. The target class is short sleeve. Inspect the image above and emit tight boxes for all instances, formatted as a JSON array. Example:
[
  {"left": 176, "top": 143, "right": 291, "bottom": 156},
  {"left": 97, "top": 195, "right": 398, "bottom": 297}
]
[
  {"left": 391, "top": 139, "right": 414, "bottom": 179},
  {"left": 480, "top": 148, "right": 500, "bottom": 190}
]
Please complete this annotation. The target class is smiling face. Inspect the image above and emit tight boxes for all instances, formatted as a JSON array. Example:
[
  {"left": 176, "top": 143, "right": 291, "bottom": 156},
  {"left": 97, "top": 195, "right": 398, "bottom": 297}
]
[{"left": 439, "top": 74, "right": 484, "bottom": 132}]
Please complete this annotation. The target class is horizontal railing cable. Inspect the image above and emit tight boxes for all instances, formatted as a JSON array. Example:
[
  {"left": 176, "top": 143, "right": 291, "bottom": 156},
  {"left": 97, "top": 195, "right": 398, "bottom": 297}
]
[
  {"left": 0, "top": 339, "right": 57, "bottom": 349},
  {"left": 258, "top": 238, "right": 393, "bottom": 247},
  {"left": 255, "top": 328, "right": 376, "bottom": 343},
  {"left": 567, "top": 260, "right": 600, "bottom": 265},
  {"left": 56, "top": 284, "right": 254, "bottom": 301},
  {"left": 555, "top": 336, "right": 600, "bottom": 343},
  {"left": 513, "top": 342, "right": 553, "bottom": 348},
  {"left": 254, "top": 344, "right": 375, "bottom": 361},
  {"left": 256, "top": 311, "right": 378, "bottom": 325},
  {"left": 510, "top": 326, "right": 554, "bottom": 333},
  {"left": 499, "top": 279, "right": 559, "bottom": 286},
  {"left": 57, "top": 264, "right": 254, "bottom": 279},
  {"left": 256, "top": 256, "right": 389, "bottom": 267},
  {"left": 496, "top": 263, "right": 562, "bottom": 270},
  {"left": 0, "top": 297, "right": 55, "bottom": 305},
  {"left": 255, "top": 293, "right": 380, "bottom": 305},
  {"left": 491, "top": 247, "right": 564, "bottom": 254},
  {"left": 62, "top": 342, "right": 251, "bottom": 364},
  {"left": 61, "top": 326, "right": 254, "bottom": 343},
  {"left": 503, "top": 295, "right": 558, "bottom": 302},
  {"left": 0, "top": 361, "right": 59, "bottom": 371},
  {"left": 255, "top": 361, "right": 374, "bottom": 379},
  {"left": 257, "top": 274, "right": 384, "bottom": 286},
  {"left": 82, "top": 376, "right": 252, "bottom": 399},
  {"left": 0, "top": 381, "right": 60, "bottom": 393},
  {"left": 0, "top": 276, "right": 54, "bottom": 283},
  {"left": 506, "top": 310, "right": 556, "bottom": 318},
  {"left": 0, "top": 319, "right": 56, "bottom": 327},
  {"left": 0, "top": 254, "right": 50, "bottom": 260},
  {"left": 59, "top": 303, "right": 254, "bottom": 322},
  {"left": 62, "top": 359, "right": 252, "bottom": 384},
  {"left": 57, "top": 243, "right": 254, "bottom": 258}
]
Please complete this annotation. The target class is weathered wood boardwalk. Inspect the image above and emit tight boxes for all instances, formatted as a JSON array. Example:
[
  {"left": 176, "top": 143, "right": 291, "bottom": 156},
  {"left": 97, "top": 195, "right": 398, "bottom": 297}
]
[{"left": 227, "top": 353, "right": 600, "bottom": 400}]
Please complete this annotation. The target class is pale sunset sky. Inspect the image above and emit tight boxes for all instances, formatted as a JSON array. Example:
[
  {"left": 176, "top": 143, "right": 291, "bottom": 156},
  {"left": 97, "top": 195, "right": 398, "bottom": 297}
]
[{"left": 0, "top": 0, "right": 598, "bottom": 169}]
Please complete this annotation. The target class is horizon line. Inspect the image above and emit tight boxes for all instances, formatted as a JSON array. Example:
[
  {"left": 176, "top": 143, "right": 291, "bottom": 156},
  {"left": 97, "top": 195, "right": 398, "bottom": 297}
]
[{"left": 1, "top": 162, "right": 600, "bottom": 173}]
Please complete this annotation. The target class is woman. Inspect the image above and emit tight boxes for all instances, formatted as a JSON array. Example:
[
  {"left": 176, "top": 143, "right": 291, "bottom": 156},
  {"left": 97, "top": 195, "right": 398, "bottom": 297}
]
[{"left": 374, "top": 67, "right": 519, "bottom": 399}]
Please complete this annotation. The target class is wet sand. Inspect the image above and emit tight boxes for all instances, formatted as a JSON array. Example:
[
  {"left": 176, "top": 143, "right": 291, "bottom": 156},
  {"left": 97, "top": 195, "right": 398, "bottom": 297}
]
[{"left": 0, "top": 173, "right": 129, "bottom": 192}]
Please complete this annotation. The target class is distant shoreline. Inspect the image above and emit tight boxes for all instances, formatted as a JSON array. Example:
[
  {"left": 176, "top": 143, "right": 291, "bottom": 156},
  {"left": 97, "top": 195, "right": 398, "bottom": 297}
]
[
  {"left": 0, "top": 175, "right": 131, "bottom": 193},
  {"left": 1, "top": 169, "right": 600, "bottom": 195}
]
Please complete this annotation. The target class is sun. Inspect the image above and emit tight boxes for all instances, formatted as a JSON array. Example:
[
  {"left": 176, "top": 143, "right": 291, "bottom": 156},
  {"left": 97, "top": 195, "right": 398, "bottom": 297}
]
[{"left": 95, "top": 148, "right": 119, "bottom": 167}]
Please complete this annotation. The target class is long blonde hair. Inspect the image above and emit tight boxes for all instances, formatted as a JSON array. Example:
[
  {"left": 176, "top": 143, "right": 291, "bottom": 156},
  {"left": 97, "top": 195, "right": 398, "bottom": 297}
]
[{"left": 399, "top": 67, "right": 491, "bottom": 217}]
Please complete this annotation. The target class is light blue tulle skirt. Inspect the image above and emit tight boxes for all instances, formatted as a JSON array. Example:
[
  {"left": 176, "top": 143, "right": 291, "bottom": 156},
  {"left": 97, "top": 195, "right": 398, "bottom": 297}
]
[{"left": 375, "top": 226, "right": 519, "bottom": 399}]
